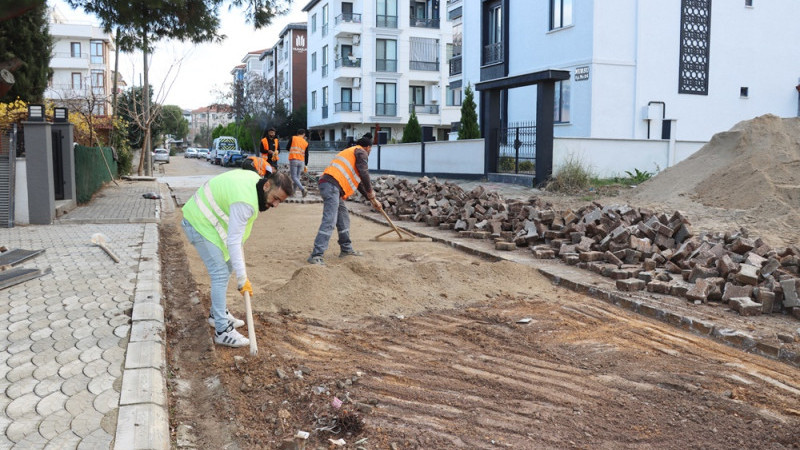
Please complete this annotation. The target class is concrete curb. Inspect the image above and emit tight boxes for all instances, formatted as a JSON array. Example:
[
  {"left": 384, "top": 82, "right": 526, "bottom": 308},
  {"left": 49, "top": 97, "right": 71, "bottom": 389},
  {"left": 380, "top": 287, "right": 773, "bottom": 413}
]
[
  {"left": 350, "top": 207, "right": 800, "bottom": 368},
  {"left": 113, "top": 222, "right": 170, "bottom": 450}
]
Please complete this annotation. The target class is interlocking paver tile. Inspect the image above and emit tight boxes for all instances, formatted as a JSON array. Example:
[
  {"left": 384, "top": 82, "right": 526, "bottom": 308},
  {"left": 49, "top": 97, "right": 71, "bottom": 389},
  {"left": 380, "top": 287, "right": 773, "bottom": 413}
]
[
  {"left": 33, "top": 378, "right": 63, "bottom": 397},
  {"left": 75, "top": 336, "right": 99, "bottom": 351},
  {"left": 6, "top": 362, "right": 36, "bottom": 383},
  {"left": 30, "top": 337, "right": 56, "bottom": 354},
  {"left": 69, "top": 409, "right": 104, "bottom": 438},
  {"left": 57, "top": 359, "right": 85, "bottom": 379},
  {"left": 64, "top": 390, "right": 94, "bottom": 416},
  {"left": 5, "top": 378, "right": 37, "bottom": 400},
  {"left": 93, "top": 388, "right": 120, "bottom": 414},
  {"left": 36, "top": 391, "right": 68, "bottom": 416},
  {"left": 53, "top": 337, "right": 79, "bottom": 352},
  {"left": 60, "top": 374, "right": 90, "bottom": 397},
  {"left": 83, "top": 359, "right": 110, "bottom": 379},
  {"left": 6, "top": 393, "right": 40, "bottom": 420},
  {"left": 32, "top": 360, "right": 61, "bottom": 381},
  {"left": 55, "top": 347, "right": 81, "bottom": 366},
  {"left": 10, "top": 429, "right": 48, "bottom": 448},
  {"left": 79, "top": 346, "right": 104, "bottom": 364},
  {"left": 87, "top": 372, "right": 115, "bottom": 395},
  {"left": 43, "top": 430, "right": 81, "bottom": 449},
  {"left": 77, "top": 428, "right": 112, "bottom": 449},
  {"left": 6, "top": 350, "right": 35, "bottom": 368}
]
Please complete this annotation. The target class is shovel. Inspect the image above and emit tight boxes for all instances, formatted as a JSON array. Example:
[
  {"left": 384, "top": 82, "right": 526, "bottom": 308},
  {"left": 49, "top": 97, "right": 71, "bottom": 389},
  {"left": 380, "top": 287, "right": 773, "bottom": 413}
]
[
  {"left": 372, "top": 208, "right": 432, "bottom": 242},
  {"left": 91, "top": 233, "right": 120, "bottom": 263},
  {"left": 243, "top": 291, "right": 258, "bottom": 356}
]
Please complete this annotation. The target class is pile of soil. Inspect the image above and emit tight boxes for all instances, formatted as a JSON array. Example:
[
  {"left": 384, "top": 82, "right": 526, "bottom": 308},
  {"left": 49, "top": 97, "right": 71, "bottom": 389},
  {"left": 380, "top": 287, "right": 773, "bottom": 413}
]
[{"left": 625, "top": 114, "right": 800, "bottom": 246}]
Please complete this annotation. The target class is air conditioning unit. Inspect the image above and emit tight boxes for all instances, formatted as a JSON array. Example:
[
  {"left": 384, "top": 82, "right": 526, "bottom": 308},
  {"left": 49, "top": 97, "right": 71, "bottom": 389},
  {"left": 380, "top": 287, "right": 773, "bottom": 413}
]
[
  {"left": 353, "top": 77, "right": 361, "bottom": 88},
  {"left": 352, "top": 34, "right": 360, "bottom": 46}
]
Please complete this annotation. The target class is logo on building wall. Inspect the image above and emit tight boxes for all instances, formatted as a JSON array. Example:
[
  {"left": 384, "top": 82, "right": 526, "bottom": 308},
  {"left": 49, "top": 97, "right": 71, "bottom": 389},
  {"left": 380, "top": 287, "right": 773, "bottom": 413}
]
[
  {"left": 574, "top": 66, "right": 589, "bottom": 81},
  {"left": 295, "top": 35, "right": 305, "bottom": 48}
]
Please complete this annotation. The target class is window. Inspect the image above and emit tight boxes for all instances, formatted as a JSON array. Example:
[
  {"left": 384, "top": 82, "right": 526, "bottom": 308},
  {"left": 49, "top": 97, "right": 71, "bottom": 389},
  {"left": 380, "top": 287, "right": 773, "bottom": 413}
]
[
  {"left": 377, "top": 0, "right": 398, "bottom": 28},
  {"left": 446, "top": 85, "right": 462, "bottom": 106},
  {"left": 375, "top": 82, "right": 396, "bottom": 116},
  {"left": 483, "top": 2, "right": 503, "bottom": 65},
  {"left": 745, "top": 0, "right": 753, "bottom": 6},
  {"left": 554, "top": 79, "right": 571, "bottom": 123},
  {"left": 376, "top": 39, "right": 397, "bottom": 72},
  {"left": 678, "top": 0, "right": 712, "bottom": 95},
  {"left": 740, "top": 87, "right": 749, "bottom": 98},
  {"left": 311, "top": 52, "right": 317, "bottom": 71},
  {"left": 312, "top": 13, "right": 317, "bottom": 32},
  {"left": 312, "top": 90, "right": 317, "bottom": 110},
  {"left": 550, "top": 0, "right": 573, "bottom": 30},
  {"left": 322, "top": 4, "right": 329, "bottom": 36},
  {"left": 70, "top": 42, "right": 81, "bottom": 57},
  {"left": 340, "top": 87, "right": 353, "bottom": 111},
  {"left": 410, "top": 37, "right": 439, "bottom": 71},
  {"left": 410, "top": 85, "right": 425, "bottom": 105},
  {"left": 90, "top": 40, "right": 103, "bottom": 64},
  {"left": 71, "top": 72, "right": 82, "bottom": 89},
  {"left": 322, "top": 86, "right": 329, "bottom": 118},
  {"left": 322, "top": 45, "right": 328, "bottom": 77},
  {"left": 91, "top": 70, "right": 104, "bottom": 95}
]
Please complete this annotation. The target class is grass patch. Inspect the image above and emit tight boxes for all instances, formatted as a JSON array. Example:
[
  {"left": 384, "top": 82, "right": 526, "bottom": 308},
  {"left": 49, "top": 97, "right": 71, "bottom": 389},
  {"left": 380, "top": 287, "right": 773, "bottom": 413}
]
[{"left": 546, "top": 156, "right": 593, "bottom": 193}]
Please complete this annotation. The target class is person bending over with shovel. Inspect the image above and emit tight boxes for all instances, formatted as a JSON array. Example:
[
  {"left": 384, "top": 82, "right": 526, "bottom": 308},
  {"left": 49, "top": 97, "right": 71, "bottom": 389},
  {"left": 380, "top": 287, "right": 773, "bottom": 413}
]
[
  {"left": 307, "top": 134, "right": 383, "bottom": 265},
  {"left": 182, "top": 170, "right": 294, "bottom": 347}
]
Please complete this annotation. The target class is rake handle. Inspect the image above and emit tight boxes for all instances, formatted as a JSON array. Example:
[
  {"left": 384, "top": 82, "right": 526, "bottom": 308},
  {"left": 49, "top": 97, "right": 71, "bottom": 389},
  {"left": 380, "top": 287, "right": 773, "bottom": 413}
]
[
  {"left": 244, "top": 291, "right": 258, "bottom": 356},
  {"left": 379, "top": 208, "right": 404, "bottom": 239}
]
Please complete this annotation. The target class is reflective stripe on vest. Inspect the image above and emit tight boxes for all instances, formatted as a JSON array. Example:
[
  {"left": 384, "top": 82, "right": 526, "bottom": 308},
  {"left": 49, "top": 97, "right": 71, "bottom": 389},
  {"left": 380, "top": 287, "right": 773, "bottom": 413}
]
[
  {"left": 288, "top": 136, "right": 307, "bottom": 161},
  {"left": 323, "top": 146, "right": 362, "bottom": 198}
]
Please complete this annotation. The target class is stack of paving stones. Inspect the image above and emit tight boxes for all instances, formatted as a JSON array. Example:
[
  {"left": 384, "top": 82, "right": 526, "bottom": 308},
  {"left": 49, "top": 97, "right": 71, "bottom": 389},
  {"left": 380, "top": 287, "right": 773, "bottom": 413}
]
[{"left": 365, "top": 175, "right": 800, "bottom": 320}]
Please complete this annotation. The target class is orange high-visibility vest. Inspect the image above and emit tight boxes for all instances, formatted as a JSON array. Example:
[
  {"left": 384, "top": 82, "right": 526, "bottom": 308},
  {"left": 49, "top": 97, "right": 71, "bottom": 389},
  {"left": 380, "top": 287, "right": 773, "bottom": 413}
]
[
  {"left": 288, "top": 136, "right": 308, "bottom": 161},
  {"left": 245, "top": 155, "right": 273, "bottom": 177},
  {"left": 260, "top": 137, "right": 279, "bottom": 161},
  {"left": 323, "top": 146, "right": 363, "bottom": 199}
]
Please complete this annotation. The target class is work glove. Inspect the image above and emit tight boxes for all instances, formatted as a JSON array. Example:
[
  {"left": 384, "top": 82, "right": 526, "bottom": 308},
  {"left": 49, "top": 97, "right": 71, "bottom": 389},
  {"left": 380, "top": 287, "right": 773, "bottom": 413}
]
[
  {"left": 238, "top": 279, "right": 253, "bottom": 296},
  {"left": 304, "top": 166, "right": 308, "bottom": 174},
  {"left": 370, "top": 197, "right": 383, "bottom": 211}
]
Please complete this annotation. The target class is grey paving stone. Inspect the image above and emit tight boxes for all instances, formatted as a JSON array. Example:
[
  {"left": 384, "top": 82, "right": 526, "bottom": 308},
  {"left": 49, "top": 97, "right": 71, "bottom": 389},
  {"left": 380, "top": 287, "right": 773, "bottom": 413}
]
[
  {"left": 119, "top": 368, "right": 165, "bottom": 406},
  {"left": 7, "top": 328, "right": 32, "bottom": 344},
  {"left": 6, "top": 350, "right": 35, "bottom": 368},
  {"left": 64, "top": 389, "right": 94, "bottom": 417},
  {"left": 53, "top": 336, "right": 79, "bottom": 352},
  {"left": 93, "top": 388, "right": 120, "bottom": 414},
  {"left": 114, "top": 325, "right": 131, "bottom": 339},
  {"left": 43, "top": 429, "right": 81, "bottom": 449},
  {"left": 57, "top": 359, "right": 86, "bottom": 379},
  {"left": 129, "top": 321, "right": 164, "bottom": 343},
  {"left": 87, "top": 372, "right": 115, "bottom": 395},
  {"left": 131, "top": 303, "right": 164, "bottom": 323},
  {"left": 30, "top": 337, "right": 56, "bottom": 354},
  {"left": 55, "top": 347, "right": 82, "bottom": 365},
  {"left": 79, "top": 346, "right": 104, "bottom": 363},
  {"left": 33, "top": 377, "right": 63, "bottom": 397},
  {"left": 6, "top": 362, "right": 36, "bottom": 383},
  {"left": 32, "top": 360, "right": 61, "bottom": 380},
  {"left": 10, "top": 429, "right": 48, "bottom": 448},
  {"left": 60, "top": 374, "right": 90, "bottom": 397},
  {"left": 70, "top": 408, "right": 104, "bottom": 438},
  {"left": 36, "top": 391, "right": 68, "bottom": 416},
  {"left": 29, "top": 323, "right": 52, "bottom": 338},
  {"left": 5, "top": 392, "right": 39, "bottom": 420},
  {"left": 5, "top": 378, "right": 37, "bottom": 400},
  {"left": 37, "top": 409, "right": 72, "bottom": 440},
  {"left": 83, "top": 359, "right": 110, "bottom": 379},
  {"left": 114, "top": 404, "right": 169, "bottom": 450},
  {"left": 75, "top": 336, "right": 99, "bottom": 351},
  {"left": 7, "top": 319, "right": 31, "bottom": 333},
  {"left": 124, "top": 341, "right": 164, "bottom": 370}
]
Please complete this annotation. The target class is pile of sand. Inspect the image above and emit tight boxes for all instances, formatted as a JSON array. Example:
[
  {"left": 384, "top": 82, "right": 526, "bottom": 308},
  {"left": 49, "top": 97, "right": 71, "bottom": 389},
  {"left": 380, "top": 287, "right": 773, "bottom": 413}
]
[{"left": 632, "top": 114, "right": 800, "bottom": 212}]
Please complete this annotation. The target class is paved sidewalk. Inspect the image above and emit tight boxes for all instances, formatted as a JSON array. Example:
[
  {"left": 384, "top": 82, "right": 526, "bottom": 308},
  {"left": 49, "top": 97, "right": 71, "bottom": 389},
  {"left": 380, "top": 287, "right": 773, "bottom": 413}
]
[{"left": 0, "top": 180, "right": 169, "bottom": 449}]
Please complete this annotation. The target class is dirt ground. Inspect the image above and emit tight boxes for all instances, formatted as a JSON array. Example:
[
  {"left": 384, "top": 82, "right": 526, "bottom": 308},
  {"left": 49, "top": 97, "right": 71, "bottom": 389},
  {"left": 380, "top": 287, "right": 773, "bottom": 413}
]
[{"left": 161, "top": 197, "right": 800, "bottom": 449}]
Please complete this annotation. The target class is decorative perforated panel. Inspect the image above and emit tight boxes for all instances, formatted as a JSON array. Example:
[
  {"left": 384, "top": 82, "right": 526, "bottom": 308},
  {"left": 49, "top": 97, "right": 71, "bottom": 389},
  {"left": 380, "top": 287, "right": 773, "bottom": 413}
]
[{"left": 678, "top": 0, "right": 712, "bottom": 95}]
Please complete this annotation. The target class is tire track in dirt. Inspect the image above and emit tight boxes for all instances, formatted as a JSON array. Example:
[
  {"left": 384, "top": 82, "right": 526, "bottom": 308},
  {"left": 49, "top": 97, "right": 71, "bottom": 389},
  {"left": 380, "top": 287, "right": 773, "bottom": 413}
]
[{"left": 240, "top": 294, "right": 800, "bottom": 448}]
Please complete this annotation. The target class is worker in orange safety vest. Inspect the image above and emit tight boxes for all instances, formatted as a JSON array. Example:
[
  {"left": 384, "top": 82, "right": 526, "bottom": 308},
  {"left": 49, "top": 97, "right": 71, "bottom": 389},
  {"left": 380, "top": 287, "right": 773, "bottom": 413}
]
[
  {"left": 260, "top": 127, "right": 280, "bottom": 167},
  {"left": 241, "top": 154, "right": 274, "bottom": 178},
  {"left": 287, "top": 129, "right": 309, "bottom": 197}
]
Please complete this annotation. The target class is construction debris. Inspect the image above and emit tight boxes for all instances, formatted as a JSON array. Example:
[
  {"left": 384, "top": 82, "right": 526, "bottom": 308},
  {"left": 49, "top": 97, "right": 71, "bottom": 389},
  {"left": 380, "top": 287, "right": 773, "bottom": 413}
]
[{"left": 365, "top": 175, "right": 800, "bottom": 319}]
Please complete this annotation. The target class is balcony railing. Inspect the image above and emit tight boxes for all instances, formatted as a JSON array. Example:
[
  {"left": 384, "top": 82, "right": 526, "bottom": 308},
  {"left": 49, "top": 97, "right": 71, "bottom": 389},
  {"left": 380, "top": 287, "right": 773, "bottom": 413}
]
[
  {"left": 322, "top": 64, "right": 328, "bottom": 77},
  {"left": 410, "top": 104, "right": 439, "bottom": 114},
  {"left": 53, "top": 52, "right": 88, "bottom": 59},
  {"left": 335, "top": 12, "right": 362, "bottom": 24},
  {"left": 449, "top": 55, "right": 462, "bottom": 75},
  {"left": 483, "top": 41, "right": 504, "bottom": 65},
  {"left": 334, "top": 57, "right": 362, "bottom": 68},
  {"left": 376, "top": 14, "right": 398, "bottom": 28},
  {"left": 375, "top": 103, "right": 397, "bottom": 116},
  {"left": 322, "top": 105, "right": 328, "bottom": 119},
  {"left": 335, "top": 101, "right": 361, "bottom": 112},
  {"left": 452, "top": 44, "right": 462, "bottom": 55},
  {"left": 410, "top": 17, "right": 440, "bottom": 28},
  {"left": 322, "top": 23, "right": 328, "bottom": 37},
  {"left": 376, "top": 58, "right": 397, "bottom": 72},
  {"left": 448, "top": 6, "right": 462, "bottom": 20},
  {"left": 410, "top": 60, "right": 439, "bottom": 71}
]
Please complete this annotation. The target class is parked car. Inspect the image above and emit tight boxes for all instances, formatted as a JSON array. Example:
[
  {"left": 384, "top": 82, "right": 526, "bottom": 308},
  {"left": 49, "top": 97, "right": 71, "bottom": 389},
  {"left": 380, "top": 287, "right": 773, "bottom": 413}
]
[
  {"left": 153, "top": 148, "right": 170, "bottom": 163},
  {"left": 211, "top": 136, "right": 239, "bottom": 165},
  {"left": 184, "top": 148, "right": 198, "bottom": 158},
  {"left": 197, "top": 148, "right": 209, "bottom": 159},
  {"left": 222, "top": 150, "right": 245, "bottom": 167}
]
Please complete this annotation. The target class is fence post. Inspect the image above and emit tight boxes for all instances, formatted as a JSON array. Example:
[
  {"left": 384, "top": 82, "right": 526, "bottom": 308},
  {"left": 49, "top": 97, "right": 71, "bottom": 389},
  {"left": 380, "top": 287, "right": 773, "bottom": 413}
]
[
  {"left": 420, "top": 142, "right": 425, "bottom": 174},
  {"left": 22, "top": 120, "right": 55, "bottom": 224}
]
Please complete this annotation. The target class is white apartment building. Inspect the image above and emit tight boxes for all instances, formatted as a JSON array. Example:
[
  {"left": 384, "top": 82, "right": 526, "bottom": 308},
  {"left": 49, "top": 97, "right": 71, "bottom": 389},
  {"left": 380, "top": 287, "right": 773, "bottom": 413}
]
[
  {"left": 303, "top": 0, "right": 459, "bottom": 143},
  {"left": 190, "top": 104, "right": 233, "bottom": 146},
  {"left": 454, "top": 0, "right": 800, "bottom": 175},
  {"left": 259, "top": 23, "right": 308, "bottom": 114},
  {"left": 45, "top": 9, "right": 115, "bottom": 116}
]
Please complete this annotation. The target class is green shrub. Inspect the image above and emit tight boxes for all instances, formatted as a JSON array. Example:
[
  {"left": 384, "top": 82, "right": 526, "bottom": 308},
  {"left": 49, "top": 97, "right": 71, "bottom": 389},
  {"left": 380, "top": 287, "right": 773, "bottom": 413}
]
[
  {"left": 498, "top": 156, "right": 515, "bottom": 172},
  {"left": 518, "top": 160, "right": 534, "bottom": 172},
  {"left": 624, "top": 168, "right": 652, "bottom": 184},
  {"left": 547, "top": 156, "right": 593, "bottom": 193}
]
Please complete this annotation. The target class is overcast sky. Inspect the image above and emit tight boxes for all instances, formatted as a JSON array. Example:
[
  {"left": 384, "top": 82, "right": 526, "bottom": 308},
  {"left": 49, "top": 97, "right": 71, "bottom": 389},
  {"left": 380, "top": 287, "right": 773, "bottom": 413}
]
[{"left": 53, "top": 0, "right": 307, "bottom": 111}]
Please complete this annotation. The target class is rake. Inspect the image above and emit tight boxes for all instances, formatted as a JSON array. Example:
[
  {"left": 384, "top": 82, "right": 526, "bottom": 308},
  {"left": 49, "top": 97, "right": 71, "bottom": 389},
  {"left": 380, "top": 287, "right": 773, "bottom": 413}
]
[{"left": 372, "top": 208, "right": 432, "bottom": 242}]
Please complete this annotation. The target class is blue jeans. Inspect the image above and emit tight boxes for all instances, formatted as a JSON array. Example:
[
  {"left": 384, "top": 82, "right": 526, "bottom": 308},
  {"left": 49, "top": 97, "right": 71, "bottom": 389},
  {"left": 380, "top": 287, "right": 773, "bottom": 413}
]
[
  {"left": 289, "top": 160, "right": 306, "bottom": 194},
  {"left": 182, "top": 219, "right": 232, "bottom": 333},
  {"left": 310, "top": 181, "right": 354, "bottom": 257}
]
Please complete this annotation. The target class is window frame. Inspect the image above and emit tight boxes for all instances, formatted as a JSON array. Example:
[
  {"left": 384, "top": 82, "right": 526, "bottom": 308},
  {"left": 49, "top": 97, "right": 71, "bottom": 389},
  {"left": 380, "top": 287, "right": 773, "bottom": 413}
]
[
  {"left": 312, "top": 90, "right": 317, "bottom": 110},
  {"left": 554, "top": 79, "right": 571, "bottom": 123},
  {"left": 90, "top": 40, "right": 103, "bottom": 64},
  {"left": 311, "top": 52, "right": 317, "bottom": 71},
  {"left": 71, "top": 72, "right": 82, "bottom": 89},
  {"left": 550, "top": 0, "right": 573, "bottom": 30},
  {"left": 70, "top": 42, "right": 81, "bottom": 58},
  {"left": 376, "top": 39, "right": 398, "bottom": 72}
]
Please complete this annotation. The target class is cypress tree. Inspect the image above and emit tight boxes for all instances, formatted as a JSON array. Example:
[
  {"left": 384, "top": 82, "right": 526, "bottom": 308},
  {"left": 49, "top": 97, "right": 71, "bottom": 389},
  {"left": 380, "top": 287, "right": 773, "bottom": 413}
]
[
  {"left": 0, "top": 3, "right": 53, "bottom": 102},
  {"left": 458, "top": 84, "right": 480, "bottom": 140},
  {"left": 402, "top": 110, "right": 422, "bottom": 143}
]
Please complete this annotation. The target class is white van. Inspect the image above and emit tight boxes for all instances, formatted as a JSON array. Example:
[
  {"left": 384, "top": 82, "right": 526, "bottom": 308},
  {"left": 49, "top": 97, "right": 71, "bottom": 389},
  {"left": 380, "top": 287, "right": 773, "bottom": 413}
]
[{"left": 210, "top": 136, "right": 239, "bottom": 165}]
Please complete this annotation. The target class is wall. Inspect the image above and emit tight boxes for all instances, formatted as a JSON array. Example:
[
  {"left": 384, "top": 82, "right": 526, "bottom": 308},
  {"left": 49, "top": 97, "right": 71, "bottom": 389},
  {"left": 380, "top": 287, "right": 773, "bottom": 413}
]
[{"left": 14, "top": 158, "right": 28, "bottom": 225}]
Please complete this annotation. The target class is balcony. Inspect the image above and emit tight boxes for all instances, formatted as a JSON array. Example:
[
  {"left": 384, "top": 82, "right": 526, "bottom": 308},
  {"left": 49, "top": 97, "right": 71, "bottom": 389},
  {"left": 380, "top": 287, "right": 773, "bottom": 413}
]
[
  {"left": 410, "top": 60, "right": 439, "bottom": 71},
  {"left": 375, "top": 103, "right": 397, "bottom": 116},
  {"left": 410, "top": 104, "right": 439, "bottom": 115},
  {"left": 449, "top": 55, "right": 462, "bottom": 76},
  {"left": 335, "top": 102, "right": 361, "bottom": 112},
  {"left": 483, "top": 41, "right": 504, "bottom": 65},
  {"left": 376, "top": 58, "right": 397, "bottom": 72},
  {"left": 50, "top": 52, "right": 90, "bottom": 69},
  {"left": 335, "top": 13, "right": 361, "bottom": 24},
  {"left": 322, "top": 105, "right": 328, "bottom": 119},
  {"left": 376, "top": 15, "right": 398, "bottom": 28},
  {"left": 334, "top": 57, "right": 361, "bottom": 68},
  {"left": 410, "top": 17, "right": 440, "bottom": 29}
]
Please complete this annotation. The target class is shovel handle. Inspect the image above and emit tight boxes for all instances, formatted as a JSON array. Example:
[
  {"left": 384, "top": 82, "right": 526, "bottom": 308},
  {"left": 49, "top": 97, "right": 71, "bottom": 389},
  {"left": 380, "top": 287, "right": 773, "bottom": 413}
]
[{"left": 244, "top": 291, "right": 258, "bottom": 356}]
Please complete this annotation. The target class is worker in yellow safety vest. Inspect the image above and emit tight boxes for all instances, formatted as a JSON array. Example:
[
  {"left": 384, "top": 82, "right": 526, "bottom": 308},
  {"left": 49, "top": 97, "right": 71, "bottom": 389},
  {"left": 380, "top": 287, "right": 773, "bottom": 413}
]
[
  {"left": 260, "top": 127, "right": 280, "bottom": 168},
  {"left": 182, "top": 170, "right": 294, "bottom": 347},
  {"left": 307, "top": 133, "right": 383, "bottom": 265},
  {"left": 287, "top": 129, "right": 309, "bottom": 197},
  {"left": 241, "top": 154, "right": 274, "bottom": 178}
]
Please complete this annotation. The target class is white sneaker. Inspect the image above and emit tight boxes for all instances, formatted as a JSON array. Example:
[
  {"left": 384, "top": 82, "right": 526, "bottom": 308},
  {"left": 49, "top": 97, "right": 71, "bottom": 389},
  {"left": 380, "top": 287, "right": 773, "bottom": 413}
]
[
  {"left": 214, "top": 324, "right": 250, "bottom": 348},
  {"left": 208, "top": 309, "right": 245, "bottom": 328}
]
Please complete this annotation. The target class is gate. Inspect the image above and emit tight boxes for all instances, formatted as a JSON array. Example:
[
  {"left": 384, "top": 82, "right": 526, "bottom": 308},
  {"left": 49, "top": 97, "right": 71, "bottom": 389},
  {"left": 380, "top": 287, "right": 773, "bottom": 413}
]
[
  {"left": 52, "top": 129, "right": 64, "bottom": 200},
  {"left": 495, "top": 121, "right": 536, "bottom": 174},
  {"left": 0, "top": 125, "right": 16, "bottom": 227}
]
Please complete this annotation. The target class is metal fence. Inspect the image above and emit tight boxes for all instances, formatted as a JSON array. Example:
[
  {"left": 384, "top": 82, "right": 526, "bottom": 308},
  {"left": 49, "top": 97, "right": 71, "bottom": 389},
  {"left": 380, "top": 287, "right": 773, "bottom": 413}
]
[
  {"left": 0, "top": 125, "right": 16, "bottom": 227},
  {"left": 496, "top": 121, "right": 536, "bottom": 174},
  {"left": 74, "top": 145, "right": 117, "bottom": 204}
]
